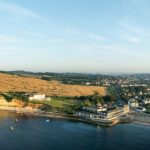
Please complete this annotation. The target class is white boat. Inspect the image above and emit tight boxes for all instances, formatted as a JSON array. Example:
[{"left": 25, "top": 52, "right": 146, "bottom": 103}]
[
  {"left": 46, "top": 119, "right": 50, "bottom": 122},
  {"left": 10, "top": 127, "right": 14, "bottom": 131}
]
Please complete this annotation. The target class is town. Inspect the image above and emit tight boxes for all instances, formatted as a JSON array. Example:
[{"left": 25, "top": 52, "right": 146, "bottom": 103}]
[{"left": 0, "top": 72, "right": 149, "bottom": 126}]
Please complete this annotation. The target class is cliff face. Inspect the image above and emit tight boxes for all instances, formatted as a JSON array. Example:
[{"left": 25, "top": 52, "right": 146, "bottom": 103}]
[{"left": 0, "top": 96, "right": 46, "bottom": 110}]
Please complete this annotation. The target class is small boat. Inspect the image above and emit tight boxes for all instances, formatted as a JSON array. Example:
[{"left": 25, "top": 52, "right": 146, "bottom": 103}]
[
  {"left": 10, "top": 127, "right": 14, "bottom": 131},
  {"left": 15, "top": 119, "right": 18, "bottom": 122},
  {"left": 46, "top": 119, "right": 50, "bottom": 122}
]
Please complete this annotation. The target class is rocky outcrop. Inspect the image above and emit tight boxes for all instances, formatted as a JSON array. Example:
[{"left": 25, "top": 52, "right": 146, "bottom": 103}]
[{"left": 0, "top": 96, "right": 48, "bottom": 111}]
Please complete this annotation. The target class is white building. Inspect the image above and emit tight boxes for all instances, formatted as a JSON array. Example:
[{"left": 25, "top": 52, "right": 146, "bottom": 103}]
[
  {"left": 85, "top": 82, "right": 91, "bottom": 85},
  {"left": 76, "top": 105, "right": 129, "bottom": 120},
  {"left": 82, "top": 106, "right": 107, "bottom": 113},
  {"left": 29, "top": 94, "right": 45, "bottom": 101},
  {"left": 128, "top": 98, "right": 139, "bottom": 108},
  {"left": 142, "top": 98, "right": 150, "bottom": 105}
]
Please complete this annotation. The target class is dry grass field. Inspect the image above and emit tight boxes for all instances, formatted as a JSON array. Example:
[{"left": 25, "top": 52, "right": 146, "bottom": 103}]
[{"left": 0, "top": 73, "right": 106, "bottom": 97}]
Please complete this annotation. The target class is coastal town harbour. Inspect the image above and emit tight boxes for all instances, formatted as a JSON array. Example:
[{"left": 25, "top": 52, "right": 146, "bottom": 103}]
[{"left": 0, "top": 93, "right": 150, "bottom": 127}]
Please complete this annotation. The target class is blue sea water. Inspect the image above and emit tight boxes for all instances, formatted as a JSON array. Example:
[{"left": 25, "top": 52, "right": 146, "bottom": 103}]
[{"left": 0, "top": 111, "right": 150, "bottom": 150}]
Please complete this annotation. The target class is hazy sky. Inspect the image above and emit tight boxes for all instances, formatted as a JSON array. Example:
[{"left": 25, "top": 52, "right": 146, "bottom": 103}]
[{"left": 0, "top": 0, "right": 150, "bottom": 73}]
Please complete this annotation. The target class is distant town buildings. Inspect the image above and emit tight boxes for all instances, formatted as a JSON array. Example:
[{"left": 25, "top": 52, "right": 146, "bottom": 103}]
[{"left": 85, "top": 82, "right": 91, "bottom": 85}]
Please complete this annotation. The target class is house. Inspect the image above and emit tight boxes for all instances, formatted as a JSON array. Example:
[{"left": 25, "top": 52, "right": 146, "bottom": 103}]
[
  {"left": 29, "top": 93, "right": 46, "bottom": 101},
  {"left": 103, "top": 83, "right": 110, "bottom": 87},
  {"left": 128, "top": 98, "right": 139, "bottom": 108},
  {"left": 82, "top": 105, "right": 107, "bottom": 113},
  {"left": 85, "top": 82, "right": 91, "bottom": 85},
  {"left": 142, "top": 98, "right": 150, "bottom": 105}
]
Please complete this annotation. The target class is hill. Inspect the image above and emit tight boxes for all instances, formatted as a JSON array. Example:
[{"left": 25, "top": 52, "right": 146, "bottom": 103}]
[
  {"left": 0, "top": 73, "right": 106, "bottom": 97},
  {"left": 0, "top": 70, "right": 111, "bottom": 85}
]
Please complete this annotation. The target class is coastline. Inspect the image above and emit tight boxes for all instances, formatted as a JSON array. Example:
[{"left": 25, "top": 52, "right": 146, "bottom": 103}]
[
  {"left": 129, "top": 111, "right": 150, "bottom": 126},
  {"left": 133, "top": 121, "right": 150, "bottom": 126},
  {"left": 0, "top": 108, "right": 150, "bottom": 127},
  {"left": 0, "top": 107, "right": 100, "bottom": 125},
  {"left": 0, "top": 108, "right": 118, "bottom": 127},
  {"left": 132, "top": 116, "right": 150, "bottom": 126}
]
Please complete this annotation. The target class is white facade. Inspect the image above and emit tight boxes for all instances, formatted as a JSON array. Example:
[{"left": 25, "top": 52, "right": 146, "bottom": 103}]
[
  {"left": 76, "top": 105, "right": 129, "bottom": 120},
  {"left": 128, "top": 98, "right": 139, "bottom": 108},
  {"left": 142, "top": 99, "right": 150, "bottom": 105},
  {"left": 82, "top": 106, "right": 107, "bottom": 113},
  {"left": 85, "top": 82, "right": 91, "bottom": 85},
  {"left": 97, "top": 107, "right": 107, "bottom": 112},
  {"left": 29, "top": 94, "right": 45, "bottom": 101}
]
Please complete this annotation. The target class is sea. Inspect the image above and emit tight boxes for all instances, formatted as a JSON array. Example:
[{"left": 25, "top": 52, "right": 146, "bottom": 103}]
[{"left": 0, "top": 111, "right": 150, "bottom": 150}]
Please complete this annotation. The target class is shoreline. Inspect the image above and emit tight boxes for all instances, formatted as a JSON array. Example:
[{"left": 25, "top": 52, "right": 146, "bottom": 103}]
[
  {"left": 129, "top": 111, "right": 150, "bottom": 126},
  {"left": 0, "top": 108, "right": 118, "bottom": 127},
  {"left": 0, "top": 108, "right": 150, "bottom": 127},
  {"left": 133, "top": 121, "right": 150, "bottom": 126}
]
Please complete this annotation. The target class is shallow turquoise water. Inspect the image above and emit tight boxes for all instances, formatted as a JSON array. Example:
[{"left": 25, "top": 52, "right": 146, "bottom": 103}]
[{"left": 0, "top": 111, "right": 150, "bottom": 150}]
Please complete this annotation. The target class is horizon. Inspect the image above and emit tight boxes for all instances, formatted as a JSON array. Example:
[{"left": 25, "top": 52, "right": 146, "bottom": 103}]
[
  {"left": 1, "top": 69, "right": 150, "bottom": 75},
  {"left": 0, "top": 0, "right": 150, "bottom": 72}
]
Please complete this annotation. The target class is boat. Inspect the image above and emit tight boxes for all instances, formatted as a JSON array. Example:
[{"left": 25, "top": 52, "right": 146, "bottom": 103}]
[{"left": 10, "top": 127, "right": 14, "bottom": 131}]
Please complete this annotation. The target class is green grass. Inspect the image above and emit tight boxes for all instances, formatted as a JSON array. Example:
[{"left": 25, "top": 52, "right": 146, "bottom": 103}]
[
  {"left": 42, "top": 99, "right": 67, "bottom": 108},
  {"left": 30, "top": 98, "right": 83, "bottom": 114}
]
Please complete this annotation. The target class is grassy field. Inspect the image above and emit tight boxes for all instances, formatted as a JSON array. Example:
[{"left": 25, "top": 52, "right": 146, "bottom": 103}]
[
  {"left": 31, "top": 98, "right": 83, "bottom": 114},
  {"left": 0, "top": 73, "right": 106, "bottom": 97}
]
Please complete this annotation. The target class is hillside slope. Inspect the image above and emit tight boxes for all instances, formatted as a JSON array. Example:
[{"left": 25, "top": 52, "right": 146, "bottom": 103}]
[{"left": 0, "top": 73, "right": 106, "bottom": 97}]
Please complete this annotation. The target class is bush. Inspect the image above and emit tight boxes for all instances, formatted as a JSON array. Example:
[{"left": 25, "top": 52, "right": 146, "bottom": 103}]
[
  {"left": 1, "top": 93, "right": 13, "bottom": 102},
  {"left": 1, "top": 92, "right": 29, "bottom": 102}
]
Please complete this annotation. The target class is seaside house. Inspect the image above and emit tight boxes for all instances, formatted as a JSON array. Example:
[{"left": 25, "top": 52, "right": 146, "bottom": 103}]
[
  {"left": 142, "top": 98, "right": 150, "bottom": 105},
  {"left": 29, "top": 93, "right": 46, "bottom": 101},
  {"left": 128, "top": 98, "right": 139, "bottom": 108}
]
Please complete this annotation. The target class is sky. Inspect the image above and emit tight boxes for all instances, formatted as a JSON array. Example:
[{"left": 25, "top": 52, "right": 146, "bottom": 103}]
[{"left": 0, "top": 0, "right": 150, "bottom": 73}]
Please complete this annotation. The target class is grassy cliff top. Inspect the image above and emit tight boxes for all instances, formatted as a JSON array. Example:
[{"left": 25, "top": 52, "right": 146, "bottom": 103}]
[{"left": 0, "top": 73, "right": 106, "bottom": 97}]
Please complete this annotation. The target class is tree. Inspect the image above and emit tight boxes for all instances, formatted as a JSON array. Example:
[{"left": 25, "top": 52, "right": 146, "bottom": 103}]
[
  {"left": 102, "top": 95, "right": 115, "bottom": 103},
  {"left": 91, "top": 94, "right": 104, "bottom": 105},
  {"left": 83, "top": 100, "right": 91, "bottom": 106}
]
